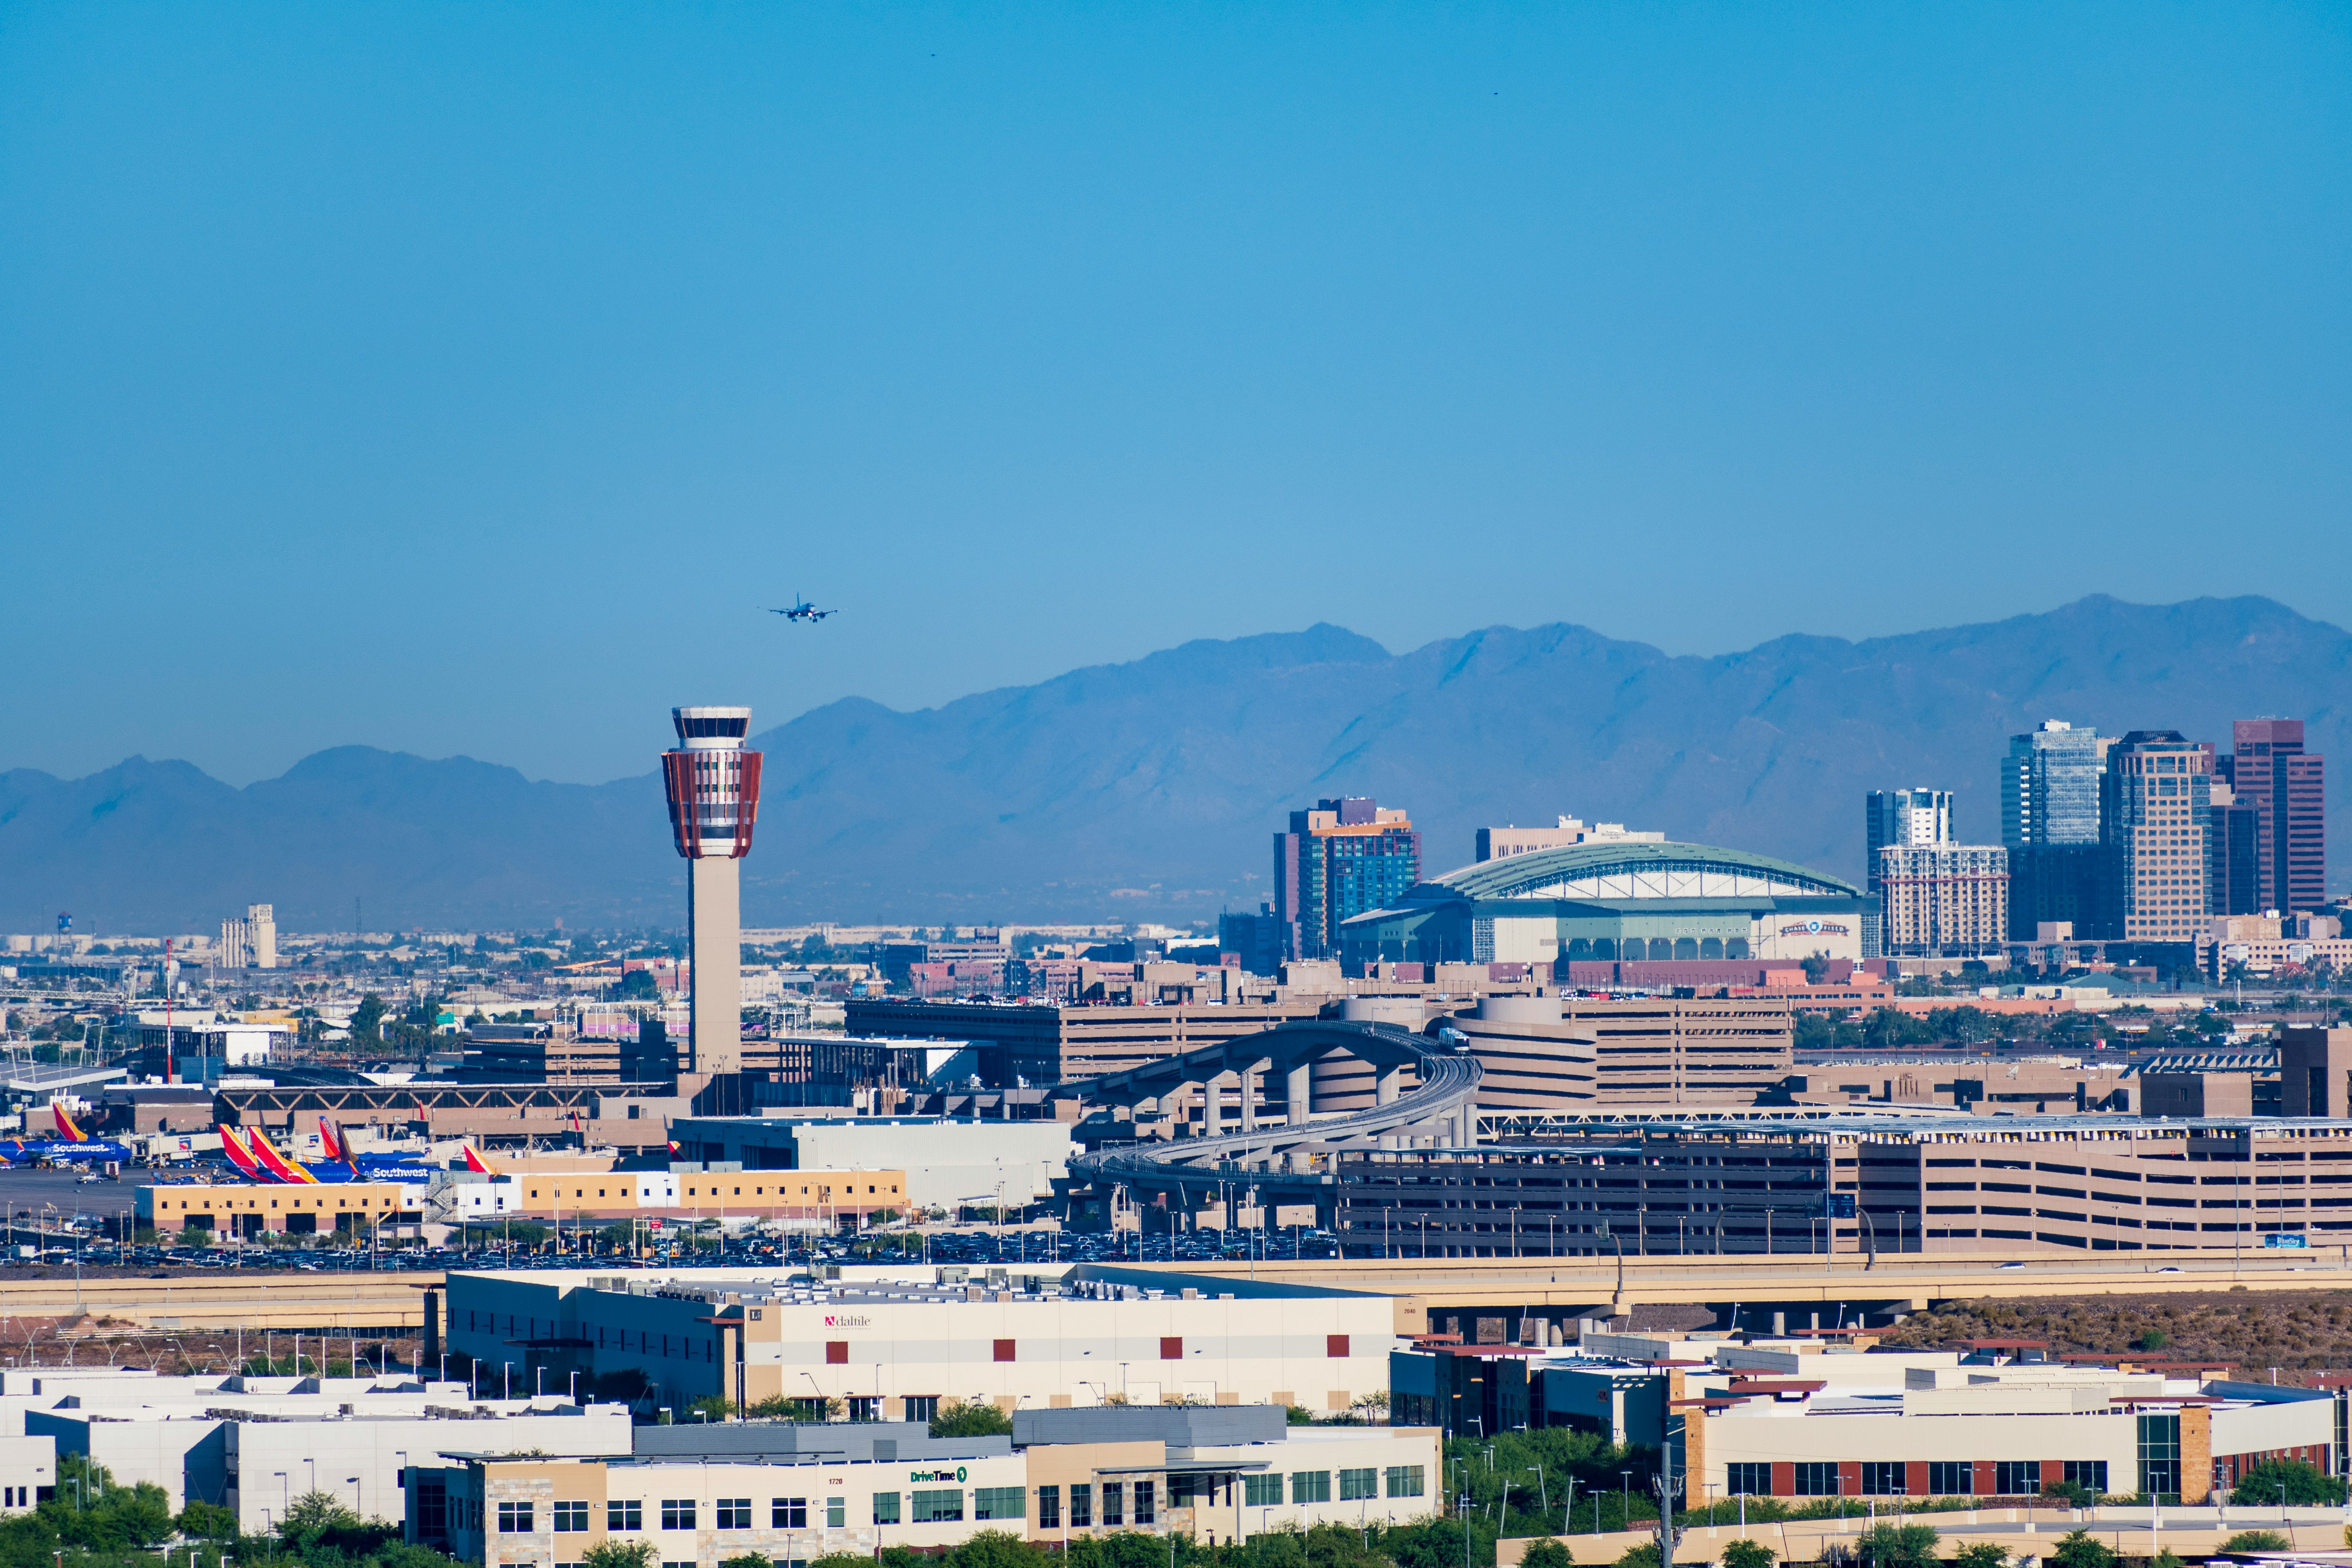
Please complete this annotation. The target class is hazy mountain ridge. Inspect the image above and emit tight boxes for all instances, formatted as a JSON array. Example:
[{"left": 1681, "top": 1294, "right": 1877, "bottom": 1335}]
[{"left": 3, "top": 594, "right": 2344, "bottom": 931}]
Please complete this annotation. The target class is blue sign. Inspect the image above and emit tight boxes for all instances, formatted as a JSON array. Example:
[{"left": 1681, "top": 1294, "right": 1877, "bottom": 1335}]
[
  {"left": 2265, "top": 1233, "right": 2308, "bottom": 1249},
  {"left": 1825, "top": 1193, "right": 1857, "bottom": 1219}
]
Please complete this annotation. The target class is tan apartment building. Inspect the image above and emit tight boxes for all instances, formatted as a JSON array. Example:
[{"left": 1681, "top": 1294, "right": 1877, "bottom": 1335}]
[{"left": 1877, "top": 844, "right": 2011, "bottom": 956}]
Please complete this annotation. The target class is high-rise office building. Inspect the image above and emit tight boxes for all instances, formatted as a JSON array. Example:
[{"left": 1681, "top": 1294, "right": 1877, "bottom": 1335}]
[
  {"left": 1876, "top": 845, "right": 2010, "bottom": 956},
  {"left": 660, "top": 706, "right": 764, "bottom": 1076},
  {"left": 1864, "top": 788, "right": 1952, "bottom": 894},
  {"left": 218, "top": 903, "right": 277, "bottom": 969},
  {"left": 2226, "top": 719, "right": 2328, "bottom": 915},
  {"left": 2207, "top": 782, "right": 2262, "bottom": 917},
  {"left": 2001, "top": 720, "right": 2113, "bottom": 940},
  {"left": 2102, "top": 730, "right": 2213, "bottom": 945},
  {"left": 1272, "top": 797, "right": 1420, "bottom": 961}
]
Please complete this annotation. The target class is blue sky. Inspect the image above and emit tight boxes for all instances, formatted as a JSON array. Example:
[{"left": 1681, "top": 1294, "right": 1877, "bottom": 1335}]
[{"left": 5, "top": 3, "right": 2347, "bottom": 786}]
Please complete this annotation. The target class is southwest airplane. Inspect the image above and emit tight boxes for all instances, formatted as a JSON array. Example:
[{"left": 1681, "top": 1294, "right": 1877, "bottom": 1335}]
[
  {"left": 317, "top": 1117, "right": 432, "bottom": 1177},
  {"left": 0, "top": 1104, "right": 133, "bottom": 1166}
]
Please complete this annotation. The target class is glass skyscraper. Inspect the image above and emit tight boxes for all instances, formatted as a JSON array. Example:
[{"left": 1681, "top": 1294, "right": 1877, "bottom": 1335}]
[{"left": 2001, "top": 720, "right": 2113, "bottom": 940}]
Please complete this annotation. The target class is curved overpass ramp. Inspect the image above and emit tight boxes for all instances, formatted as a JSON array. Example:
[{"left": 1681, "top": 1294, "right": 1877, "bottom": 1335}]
[{"left": 1069, "top": 1018, "right": 1481, "bottom": 1203}]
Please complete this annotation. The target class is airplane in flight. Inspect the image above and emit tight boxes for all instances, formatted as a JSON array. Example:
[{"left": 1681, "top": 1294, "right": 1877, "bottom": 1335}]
[
  {"left": 769, "top": 596, "right": 836, "bottom": 622},
  {"left": 0, "top": 1103, "right": 133, "bottom": 1166}
]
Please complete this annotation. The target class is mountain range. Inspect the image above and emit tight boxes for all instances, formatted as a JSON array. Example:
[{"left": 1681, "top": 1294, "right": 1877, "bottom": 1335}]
[{"left": 3, "top": 594, "right": 2345, "bottom": 934}]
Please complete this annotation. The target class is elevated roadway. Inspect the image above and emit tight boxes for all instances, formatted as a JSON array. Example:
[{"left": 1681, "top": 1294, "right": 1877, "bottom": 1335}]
[
  {"left": 1133, "top": 1247, "right": 2352, "bottom": 1333},
  {"left": 1070, "top": 1018, "right": 1481, "bottom": 1209}
]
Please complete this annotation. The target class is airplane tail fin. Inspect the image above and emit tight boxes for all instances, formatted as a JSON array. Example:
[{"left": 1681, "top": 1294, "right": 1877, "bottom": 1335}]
[
  {"left": 220, "top": 1126, "right": 269, "bottom": 1180},
  {"left": 461, "top": 1143, "right": 501, "bottom": 1176},
  {"left": 250, "top": 1127, "right": 318, "bottom": 1184},
  {"left": 316, "top": 1117, "right": 343, "bottom": 1162},
  {"left": 52, "top": 1104, "right": 85, "bottom": 1142}
]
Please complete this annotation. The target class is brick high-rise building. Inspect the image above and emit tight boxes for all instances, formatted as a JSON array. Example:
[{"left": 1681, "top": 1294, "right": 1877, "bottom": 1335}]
[
  {"left": 2102, "top": 730, "right": 2213, "bottom": 945},
  {"left": 1876, "top": 844, "right": 2010, "bottom": 956},
  {"left": 2225, "top": 719, "right": 2327, "bottom": 915},
  {"left": 1273, "top": 797, "right": 1420, "bottom": 961}
]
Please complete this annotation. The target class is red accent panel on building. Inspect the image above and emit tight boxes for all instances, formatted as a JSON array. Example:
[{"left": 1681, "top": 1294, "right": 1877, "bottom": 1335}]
[
  {"left": 825, "top": 1340, "right": 849, "bottom": 1365},
  {"left": 732, "top": 750, "right": 763, "bottom": 858},
  {"left": 1770, "top": 1463, "right": 1794, "bottom": 1498},
  {"left": 1837, "top": 1461, "right": 1862, "bottom": 1497},
  {"left": 1906, "top": 1462, "right": 1929, "bottom": 1498},
  {"left": 994, "top": 1339, "right": 1017, "bottom": 1363},
  {"left": 1328, "top": 1335, "right": 1350, "bottom": 1358},
  {"left": 1974, "top": 1460, "right": 1996, "bottom": 1497},
  {"left": 1161, "top": 1336, "right": 1183, "bottom": 1360},
  {"left": 661, "top": 752, "right": 700, "bottom": 858}
]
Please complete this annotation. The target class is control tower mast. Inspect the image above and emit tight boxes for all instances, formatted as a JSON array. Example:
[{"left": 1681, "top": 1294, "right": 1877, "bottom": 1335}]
[{"left": 660, "top": 706, "right": 762, "bottom": 1077}]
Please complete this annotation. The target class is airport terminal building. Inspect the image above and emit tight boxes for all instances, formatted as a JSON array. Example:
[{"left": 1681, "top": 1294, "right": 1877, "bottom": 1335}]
[{"left": 1337, "top": 842, "right": 1873, "bottom": 969}]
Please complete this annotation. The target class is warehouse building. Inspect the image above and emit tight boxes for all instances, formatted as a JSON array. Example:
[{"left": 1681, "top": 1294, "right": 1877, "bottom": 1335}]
[
  {"left": 441, "top": 1264, "right": 1398, "bottom": 1418},
  {"left": 666, "top": 1114, "right": 1074, "bottom": 1210}
]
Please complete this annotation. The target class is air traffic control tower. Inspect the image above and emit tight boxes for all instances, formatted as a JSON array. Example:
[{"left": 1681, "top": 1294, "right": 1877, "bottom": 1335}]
[{"left": 660, "top": 705, "right": 762, "bottom": 1075}]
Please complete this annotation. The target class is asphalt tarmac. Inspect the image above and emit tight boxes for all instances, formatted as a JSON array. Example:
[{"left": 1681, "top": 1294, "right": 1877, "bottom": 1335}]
[{"left": 0, "top": 1164, "right": 146, "bottom": 1223}]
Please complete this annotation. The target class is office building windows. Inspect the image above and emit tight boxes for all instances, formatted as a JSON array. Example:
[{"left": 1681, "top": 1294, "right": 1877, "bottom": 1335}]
[
  {"left": 1726, "top": 1463, "right": 1771, "bottom": 1497},
  {"left": 1794, "top": 1463, "right": 1839, "bottom": 1496}
]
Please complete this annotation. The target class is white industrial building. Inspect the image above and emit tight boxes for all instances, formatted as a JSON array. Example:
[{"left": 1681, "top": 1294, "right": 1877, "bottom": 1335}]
[
  {"left": 0, "top": 1434, "right": 55, "bottom": 1512},
  {"left": 8, "top": 1367, "right": 628, "bottom": 1530},
  {"left": 669, "top": 1113, "right": 1075, "bottom": 1209},
  {"left": 444, "top": 1263, "right": 1399, "bottom": 1417}
]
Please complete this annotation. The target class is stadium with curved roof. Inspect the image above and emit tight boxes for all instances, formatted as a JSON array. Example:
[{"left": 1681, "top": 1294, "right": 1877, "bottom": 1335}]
[{"left": 1337, "top": 840, "right": 1870, "bottom": 969}]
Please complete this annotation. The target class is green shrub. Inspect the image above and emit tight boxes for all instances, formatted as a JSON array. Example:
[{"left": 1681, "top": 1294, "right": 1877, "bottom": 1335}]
[
  {"left": 930, "top": 1398, "right": 1013, "bottom": 1438},
  {"left": 585, "top": 1542, "right": 659, "bottom": 1568},
  {"left": 2221, "top": 1532, "right": 2294, "bottom": 1553},
  {"left": 1522, "top": 1542, "right": 1576, "bottom": 1568},
  {"left": 2230, "top": 1459, "right": 2345, "bottom": 1507},
  {"left": 1722, "top": 1540, "right": 1775, "bottom": 1568},
  {"left": 1856, "top": 1522, "right": 1939, "bottom": 1568},
  {"left": 2047, "top": 1530, "right": 2116, "bottom": 1568}
]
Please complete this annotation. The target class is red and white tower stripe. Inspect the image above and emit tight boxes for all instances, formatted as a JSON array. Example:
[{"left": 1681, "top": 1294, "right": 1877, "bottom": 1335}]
[{"left": 662, "top": 706, "right": 762, "bottom": 1076}]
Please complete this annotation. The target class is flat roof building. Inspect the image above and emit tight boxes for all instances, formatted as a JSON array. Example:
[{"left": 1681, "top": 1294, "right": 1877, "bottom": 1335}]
[
  {"left": 668, "top": 1114, "right": 1073, "bottom": 1211},
  {"left": 408, "top": 1408, "right": 1439, "bottom": 1563},
  {"left": 441, "top": 1264, "right": 1400, "bottom": 1421}
]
